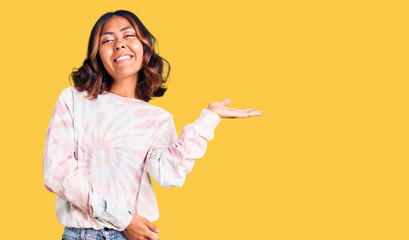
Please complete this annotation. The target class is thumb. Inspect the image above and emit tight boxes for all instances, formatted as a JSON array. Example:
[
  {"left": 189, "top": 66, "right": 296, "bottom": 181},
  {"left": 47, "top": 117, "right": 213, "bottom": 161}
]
[
  {"left": 146, "top": 221, "right": 160, "bottom": 233},
  {"left": 220, "top": 98, "right": 231, "bottom": 106}
]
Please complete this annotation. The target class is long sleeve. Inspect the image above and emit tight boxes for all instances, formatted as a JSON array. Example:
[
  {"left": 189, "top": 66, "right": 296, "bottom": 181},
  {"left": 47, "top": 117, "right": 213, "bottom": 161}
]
[
  {"left": 146, "top": 109, "right": 221, "bottom": 188},
  {"left": 42, "top": 90, "right": 133, "bottom": 231}
]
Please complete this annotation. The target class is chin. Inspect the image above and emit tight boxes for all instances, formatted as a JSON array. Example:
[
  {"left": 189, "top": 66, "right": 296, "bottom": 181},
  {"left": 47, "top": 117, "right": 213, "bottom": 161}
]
[{"left": 111, "top": 72, "right": 139, "bottom": 80}]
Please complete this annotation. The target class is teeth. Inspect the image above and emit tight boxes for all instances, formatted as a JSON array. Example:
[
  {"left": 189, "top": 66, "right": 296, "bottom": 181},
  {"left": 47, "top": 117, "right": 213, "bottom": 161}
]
[{"left": 115, "top": 55, "right": 131, "bottom": 62}]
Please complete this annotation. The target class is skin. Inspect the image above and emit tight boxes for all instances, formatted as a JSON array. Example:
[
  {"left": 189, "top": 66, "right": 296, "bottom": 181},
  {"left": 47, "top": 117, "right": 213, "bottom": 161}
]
[{"left": 99, "top": 16, "right": 262, "bottom": 240}]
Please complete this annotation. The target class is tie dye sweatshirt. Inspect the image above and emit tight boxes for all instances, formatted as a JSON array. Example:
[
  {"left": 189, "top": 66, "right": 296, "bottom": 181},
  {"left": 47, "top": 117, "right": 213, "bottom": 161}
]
[{"left": 43, "top": 87, "right": 221, "bottom": 231}]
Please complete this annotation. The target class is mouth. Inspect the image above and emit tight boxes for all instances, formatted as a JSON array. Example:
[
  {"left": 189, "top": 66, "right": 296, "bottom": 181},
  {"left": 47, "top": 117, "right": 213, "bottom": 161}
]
[{"left": 113, "top": 54, "right": 134, "bottom": 63}]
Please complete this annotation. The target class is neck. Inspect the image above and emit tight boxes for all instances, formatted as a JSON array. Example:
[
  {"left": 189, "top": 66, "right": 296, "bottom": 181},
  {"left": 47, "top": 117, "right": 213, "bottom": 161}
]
[{"left": 110, "top": 75, "right": 139, "bottom": 99}]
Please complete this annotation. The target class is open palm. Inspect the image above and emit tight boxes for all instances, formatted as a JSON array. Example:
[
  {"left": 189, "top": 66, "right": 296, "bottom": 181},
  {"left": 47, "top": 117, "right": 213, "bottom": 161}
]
[{"left": 207, "top": 98, "right": 263, "bottom": 118}]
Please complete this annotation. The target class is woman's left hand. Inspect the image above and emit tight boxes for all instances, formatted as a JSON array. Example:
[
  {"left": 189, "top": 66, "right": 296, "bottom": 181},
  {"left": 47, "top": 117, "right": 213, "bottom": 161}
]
[{"left": 207, "top": 98, "right": 263, "bottom": 118}]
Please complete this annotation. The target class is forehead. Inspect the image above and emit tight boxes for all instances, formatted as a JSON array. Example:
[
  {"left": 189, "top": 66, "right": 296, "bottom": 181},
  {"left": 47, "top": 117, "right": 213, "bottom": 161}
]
[{"left": 101, "top": 16, "right": 134, "bottom": 33}]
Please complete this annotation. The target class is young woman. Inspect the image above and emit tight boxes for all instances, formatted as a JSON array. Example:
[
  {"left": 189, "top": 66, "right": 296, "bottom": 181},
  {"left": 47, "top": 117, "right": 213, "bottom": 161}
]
[{"left": 43, "top": 10, "right": 262, "bottom": 240}]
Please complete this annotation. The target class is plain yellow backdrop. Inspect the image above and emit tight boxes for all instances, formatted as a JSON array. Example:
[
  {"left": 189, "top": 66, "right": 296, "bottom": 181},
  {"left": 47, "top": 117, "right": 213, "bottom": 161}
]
[{"left": 0, "top": 0, "right": 408, "bottom": 239}]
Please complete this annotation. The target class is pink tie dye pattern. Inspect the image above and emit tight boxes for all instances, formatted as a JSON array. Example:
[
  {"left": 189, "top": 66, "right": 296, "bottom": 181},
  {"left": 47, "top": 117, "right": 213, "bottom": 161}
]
[{"left": 43, "top": 87, "right": 221, "bottom": 231}]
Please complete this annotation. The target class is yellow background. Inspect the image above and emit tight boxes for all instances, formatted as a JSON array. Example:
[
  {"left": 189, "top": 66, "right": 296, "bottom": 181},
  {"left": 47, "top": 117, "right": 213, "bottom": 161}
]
[{"left": 0, "top": 0, "right": 408, "bottom": 239}]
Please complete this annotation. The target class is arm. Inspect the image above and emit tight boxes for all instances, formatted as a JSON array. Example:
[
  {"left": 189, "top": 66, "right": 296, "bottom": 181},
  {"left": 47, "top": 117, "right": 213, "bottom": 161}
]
[
  {"left": 147, "top": 109, "right": 221, "bottom": 188},
  {"left": 42, "top": 90, "right": 132, "bottom": 230},
  {"left": 146, "top": 98, "right": 262, "bottom": 188}
]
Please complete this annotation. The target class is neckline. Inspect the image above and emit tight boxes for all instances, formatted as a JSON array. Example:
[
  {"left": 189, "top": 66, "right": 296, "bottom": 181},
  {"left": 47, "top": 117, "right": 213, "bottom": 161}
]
[{"left": 105, "top": 91, "right": 146, "bottom": 103}]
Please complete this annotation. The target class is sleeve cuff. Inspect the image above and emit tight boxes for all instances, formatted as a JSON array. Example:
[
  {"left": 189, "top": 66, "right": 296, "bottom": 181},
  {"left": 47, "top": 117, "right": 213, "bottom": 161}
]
[
  {"left": 115, "top": 210, "right": 133, "bottom": 231},
  {"left": 90, "top": 193, "right": 133, "bottom": 231},
  {"left": 193, "top": 109, "right": 222, "bottom": 140}
]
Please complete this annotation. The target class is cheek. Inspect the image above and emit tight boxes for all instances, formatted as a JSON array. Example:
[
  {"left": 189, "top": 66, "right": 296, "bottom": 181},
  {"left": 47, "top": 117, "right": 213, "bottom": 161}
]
[
  {"left": 133, "top": 41, "right": 144, "bottom": 57},
  {"left": 98, "top": 48, "right": 112, "bottom": 68}
]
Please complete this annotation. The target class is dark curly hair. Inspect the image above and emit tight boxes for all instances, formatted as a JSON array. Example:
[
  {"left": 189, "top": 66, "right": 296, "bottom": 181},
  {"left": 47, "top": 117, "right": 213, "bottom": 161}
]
[{"left": 69, "top": 10, "right": 170, "bottom": 102}]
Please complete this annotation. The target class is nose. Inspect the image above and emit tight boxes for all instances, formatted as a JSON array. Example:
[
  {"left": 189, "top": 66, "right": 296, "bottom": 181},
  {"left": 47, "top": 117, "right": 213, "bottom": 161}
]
[{"left": 114, "top": 41, "right": 125, "bottom": 51}]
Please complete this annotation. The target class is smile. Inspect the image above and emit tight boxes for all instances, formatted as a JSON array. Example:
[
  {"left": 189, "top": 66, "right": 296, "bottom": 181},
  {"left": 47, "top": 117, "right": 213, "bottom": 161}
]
[{"left": 113, "top": 54, "right": 134, "bottom": 63}]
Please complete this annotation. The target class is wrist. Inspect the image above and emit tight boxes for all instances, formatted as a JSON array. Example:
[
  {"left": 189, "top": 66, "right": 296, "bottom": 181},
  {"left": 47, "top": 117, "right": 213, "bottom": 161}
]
[
  {"left": 207, "top": 107, "right": 219, "bottom": 117},
  {"left": 121, "top": 211, "right": 134, "bottom": 231}
]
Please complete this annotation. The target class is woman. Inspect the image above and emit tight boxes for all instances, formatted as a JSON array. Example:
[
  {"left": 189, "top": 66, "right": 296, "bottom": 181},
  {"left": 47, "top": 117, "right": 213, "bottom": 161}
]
[{"left": 43, "top": 10, "right": 262, "bottom": 240}]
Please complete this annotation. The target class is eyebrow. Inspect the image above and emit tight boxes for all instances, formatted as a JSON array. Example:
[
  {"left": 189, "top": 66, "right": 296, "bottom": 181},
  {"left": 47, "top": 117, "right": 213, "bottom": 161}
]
[{"left": 101, "top": 26, "right": 135, "bottom": 37}]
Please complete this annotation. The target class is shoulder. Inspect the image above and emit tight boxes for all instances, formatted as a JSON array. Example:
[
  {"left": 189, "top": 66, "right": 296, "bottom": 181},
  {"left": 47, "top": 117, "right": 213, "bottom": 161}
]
[
  {"left": 59, "top": 86, "right": 89, "bottom": 103},
  {"left": 60, "top": 86, "right": 85, "bottom": 97},
  {"left": 59, "top": 86, "right": 75, "bottom": 100},
  {"left": 59, "top": 86, "right": 74, "bottom": 95},
  {"left": 53, "top": 86, "right": 73, "bottom": 104},
  {"left": 143, "top": 103, "right": 173, "bottom": 121}
]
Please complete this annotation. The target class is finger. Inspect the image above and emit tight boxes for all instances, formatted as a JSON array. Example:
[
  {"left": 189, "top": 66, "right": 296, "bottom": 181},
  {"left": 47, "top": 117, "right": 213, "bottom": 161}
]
[
  {"left": 208, "top": 101, "right": 228, "bottom": 109},
  {"left": 245, "top": 111, "right": 263, "bottom": 116},
  {"left": 234, "top": 108, "right": 256, "bottom": 112},
  {"left": 231, "top": 109, "right": 262, "bottom": 114},
  {"left": 248, "top": 110, "right": 263, "bottom": 115},
  {"left": 219, "top": 98, "right": 231, "bottom": 106},
  {"left": 146, "top": 231, "right": 160, "bottom": 240},
  {"left": 230, "top": 110, "right": 263, "bottom": 118},
  {"left": 146, "top": 221, "right": 160, "bottom": 233}
]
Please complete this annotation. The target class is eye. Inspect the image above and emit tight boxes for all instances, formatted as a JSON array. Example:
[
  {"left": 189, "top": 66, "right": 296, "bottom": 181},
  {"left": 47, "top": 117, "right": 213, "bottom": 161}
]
[
  {"left": 101, "top": 39, "right": 112, "bottom": 44},
  {"left": 124, "top": 34, "right": 135, "bottom": 38}
]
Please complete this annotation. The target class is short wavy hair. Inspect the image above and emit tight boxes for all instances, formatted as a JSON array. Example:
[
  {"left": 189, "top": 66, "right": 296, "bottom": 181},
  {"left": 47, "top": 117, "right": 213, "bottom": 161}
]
[{"left": 70, "top": 10, "right": 170, "bottom": 102}]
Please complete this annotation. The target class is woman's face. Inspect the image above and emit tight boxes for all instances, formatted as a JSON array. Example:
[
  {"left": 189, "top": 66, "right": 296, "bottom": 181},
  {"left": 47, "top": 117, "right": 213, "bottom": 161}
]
[{"left": 98, "top": 16, "right": 144, "bottom": 81}]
